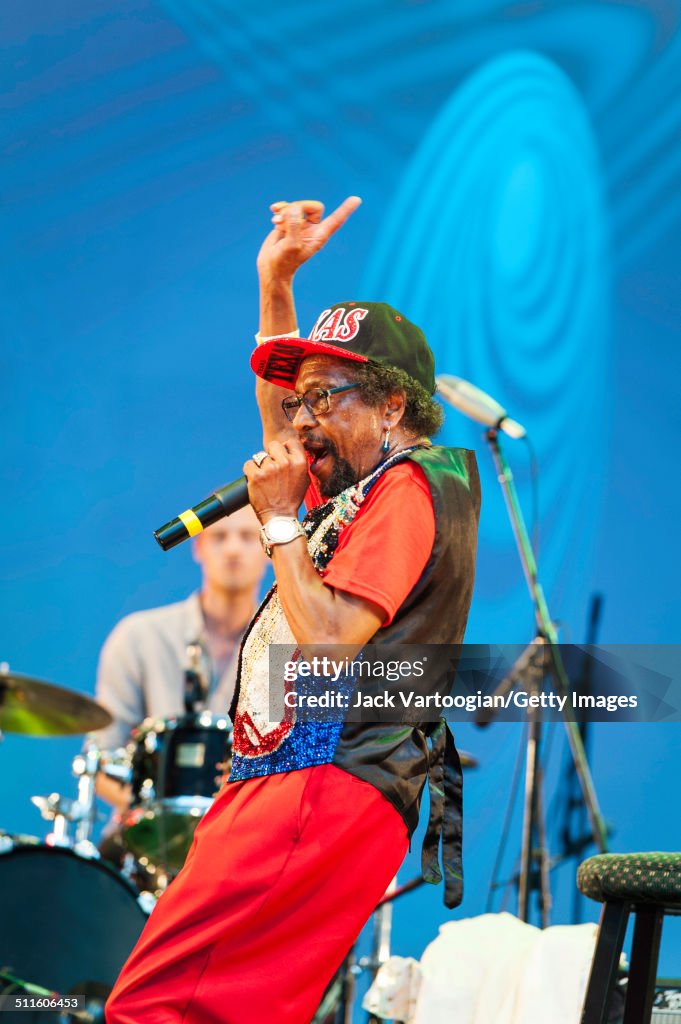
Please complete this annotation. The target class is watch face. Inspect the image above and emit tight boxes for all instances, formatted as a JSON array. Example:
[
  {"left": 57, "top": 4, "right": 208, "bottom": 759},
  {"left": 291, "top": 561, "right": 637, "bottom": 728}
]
[{"left": 268, "top": 518, "right": 297, "bottom": 542}]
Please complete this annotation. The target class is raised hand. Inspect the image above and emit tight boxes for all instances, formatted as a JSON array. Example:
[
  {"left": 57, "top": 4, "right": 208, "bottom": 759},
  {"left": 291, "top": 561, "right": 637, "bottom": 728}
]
[
  {"left": 255, "top": 196, "right": 362, "bottom": 444},
  {"left": 256, "top": 196, "right": 362, "bottom": 282}
]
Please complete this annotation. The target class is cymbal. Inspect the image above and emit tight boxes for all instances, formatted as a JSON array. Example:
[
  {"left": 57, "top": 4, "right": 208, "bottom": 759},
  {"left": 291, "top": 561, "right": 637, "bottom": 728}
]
[{"left": 0, "top": 670, "right": 112, "bottom": 736}]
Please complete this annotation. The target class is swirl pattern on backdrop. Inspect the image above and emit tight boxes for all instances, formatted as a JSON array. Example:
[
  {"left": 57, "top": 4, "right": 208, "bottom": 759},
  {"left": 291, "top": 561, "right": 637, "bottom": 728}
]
[{"left": 362, "top": 52, "right": 610, "bottom": 626}]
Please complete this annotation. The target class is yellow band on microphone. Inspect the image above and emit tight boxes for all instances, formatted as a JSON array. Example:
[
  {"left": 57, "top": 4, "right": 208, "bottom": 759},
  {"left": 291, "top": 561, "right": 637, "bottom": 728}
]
[{"left": 178, "top": 509, "right": 204, "bottom": 537}]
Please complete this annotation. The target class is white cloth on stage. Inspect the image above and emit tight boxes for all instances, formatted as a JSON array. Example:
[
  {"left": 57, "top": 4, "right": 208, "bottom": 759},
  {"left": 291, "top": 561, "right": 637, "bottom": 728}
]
[{"left": 363, "top": 912, "right": 598, "bottom": 1024}]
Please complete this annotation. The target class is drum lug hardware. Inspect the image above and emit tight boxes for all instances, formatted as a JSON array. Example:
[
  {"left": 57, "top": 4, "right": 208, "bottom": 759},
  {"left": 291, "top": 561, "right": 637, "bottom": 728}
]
[
  {"left": 139, "top": 779, "right": 155, "bottom": 802},
  {"left": 144, "top": 732, "right": 158, "bottom": 753},
  {"left": 73, "top": 839, "right": 100, "bottom": 859},
  {"left": 31, "top": 792, "right": 73, "bottom": 821},
  {"left": 137, "top": 890, "right": 158, "bottom": 915},
  {"left": 0, "top": 833, "right": 15, "bottom": 854}
]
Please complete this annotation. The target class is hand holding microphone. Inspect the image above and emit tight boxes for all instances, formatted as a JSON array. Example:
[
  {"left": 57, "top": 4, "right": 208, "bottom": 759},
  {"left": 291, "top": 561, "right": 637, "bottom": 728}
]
[
  {"left": 154, "top": 438, "right": 309, "bottom": 551},
  {"left": 155, "top": 377, "right": 524, "bottom": 551},
  {"left": 242, "top": 437, "right": 310, "bottom": 523}
]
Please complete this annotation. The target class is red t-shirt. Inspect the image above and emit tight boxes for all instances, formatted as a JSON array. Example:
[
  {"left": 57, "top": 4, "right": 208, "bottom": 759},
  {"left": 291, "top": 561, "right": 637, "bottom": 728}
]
[{"left": 305, "top": 462, "right": 435, "bottom": 626}]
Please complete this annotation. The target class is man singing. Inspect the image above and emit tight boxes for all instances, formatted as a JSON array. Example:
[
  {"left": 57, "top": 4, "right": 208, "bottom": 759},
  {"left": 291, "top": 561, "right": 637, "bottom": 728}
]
[{"left": 106, "top": 196, "right": 480, "bottom": 1024}]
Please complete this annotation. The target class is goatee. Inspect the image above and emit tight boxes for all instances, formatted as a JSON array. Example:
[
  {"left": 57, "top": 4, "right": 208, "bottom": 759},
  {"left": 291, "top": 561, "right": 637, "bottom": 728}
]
[{"left": 318, "top": 443, "right": 358, "bottom": 498}]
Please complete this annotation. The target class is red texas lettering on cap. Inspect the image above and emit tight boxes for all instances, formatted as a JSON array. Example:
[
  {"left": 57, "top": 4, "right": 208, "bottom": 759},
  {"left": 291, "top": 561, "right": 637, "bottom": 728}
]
[
  {"left": 310, "top": 306, "right": 368, "bottom": 343},
  {"left": 265, "top": 341, "right": 305, "bottom": 383}
]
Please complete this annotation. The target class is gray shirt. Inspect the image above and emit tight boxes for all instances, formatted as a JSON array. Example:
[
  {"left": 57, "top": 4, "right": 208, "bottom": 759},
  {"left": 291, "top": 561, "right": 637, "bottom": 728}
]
[{"left": 92, "top": 593, "right": 240, "bottom": 750}]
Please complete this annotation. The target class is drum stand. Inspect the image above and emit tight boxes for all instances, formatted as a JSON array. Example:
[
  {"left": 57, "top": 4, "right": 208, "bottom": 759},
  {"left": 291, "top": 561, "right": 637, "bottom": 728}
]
[
  {"left": 484, "top": 428, "right": 608, "bottom": 923},
  {"left": 31, "top": 746, "right": 101, "bottom": 857}
]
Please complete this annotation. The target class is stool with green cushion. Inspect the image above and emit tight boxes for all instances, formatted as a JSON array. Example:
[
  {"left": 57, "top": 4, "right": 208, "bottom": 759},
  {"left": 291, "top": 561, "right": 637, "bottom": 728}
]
[{"left": 578, "top": 852, "right": 681, "bottom": 1023}]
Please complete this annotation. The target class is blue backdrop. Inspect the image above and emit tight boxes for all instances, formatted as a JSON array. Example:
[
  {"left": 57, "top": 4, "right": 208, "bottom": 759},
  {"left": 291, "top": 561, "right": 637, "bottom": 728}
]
[{"left": 2, "top": 0, "right": 680, "bottom": 1001}]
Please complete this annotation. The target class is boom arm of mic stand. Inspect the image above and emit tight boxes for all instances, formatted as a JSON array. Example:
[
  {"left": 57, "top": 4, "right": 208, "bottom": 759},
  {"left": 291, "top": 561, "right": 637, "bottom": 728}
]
[
  {"left": 485, "top": 428, "right": 608, "bottom": 853},
  {"left": 474, "top": 637, "right": 548, "bottom": 728}
]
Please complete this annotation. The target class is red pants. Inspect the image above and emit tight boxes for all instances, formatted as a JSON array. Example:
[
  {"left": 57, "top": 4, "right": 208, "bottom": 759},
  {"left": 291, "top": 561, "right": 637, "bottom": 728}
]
[{"left": 106, "top": 764, "right": 408, "bottom": 1024}]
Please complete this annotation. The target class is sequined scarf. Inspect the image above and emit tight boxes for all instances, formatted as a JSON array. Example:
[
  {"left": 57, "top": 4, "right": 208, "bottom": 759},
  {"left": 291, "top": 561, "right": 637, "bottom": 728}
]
[{"left": 230, "top": 446, "right": 423, "bottom": 775}]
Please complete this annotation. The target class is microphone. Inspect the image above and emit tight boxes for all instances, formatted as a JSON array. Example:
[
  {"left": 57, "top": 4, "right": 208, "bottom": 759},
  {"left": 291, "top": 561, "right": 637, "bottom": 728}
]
[
  {"left": 436, "top": 374, "right": 526, "bottom": 439},
  {"left": 154, "top": 476, "right": 249, "bottom": 551}
]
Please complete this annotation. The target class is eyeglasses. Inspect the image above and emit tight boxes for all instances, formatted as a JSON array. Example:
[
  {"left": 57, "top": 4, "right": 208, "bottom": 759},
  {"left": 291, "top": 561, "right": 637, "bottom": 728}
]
[{"left": 281, "top": 383, "right": 361, "bottom": 423}]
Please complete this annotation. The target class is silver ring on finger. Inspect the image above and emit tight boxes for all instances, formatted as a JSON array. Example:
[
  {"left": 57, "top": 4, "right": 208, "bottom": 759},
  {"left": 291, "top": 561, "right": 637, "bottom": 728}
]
[{"left": 251, "top": 450, "right": 269, "bottom": 468}]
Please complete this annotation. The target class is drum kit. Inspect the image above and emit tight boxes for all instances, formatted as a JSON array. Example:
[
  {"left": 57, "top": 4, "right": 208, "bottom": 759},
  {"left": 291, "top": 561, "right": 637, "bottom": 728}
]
[
  {"left": 0, "top": 664, "right": 232, "bottom": 1023},
  {"left": 1, "top": 664, "right": 481, "bottom": 1024}
]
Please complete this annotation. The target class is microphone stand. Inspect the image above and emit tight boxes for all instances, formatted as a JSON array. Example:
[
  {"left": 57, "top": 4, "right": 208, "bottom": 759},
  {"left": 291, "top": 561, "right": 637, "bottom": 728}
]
[{"left": 484, "top": 428, "right": 608, "bottom": 923}]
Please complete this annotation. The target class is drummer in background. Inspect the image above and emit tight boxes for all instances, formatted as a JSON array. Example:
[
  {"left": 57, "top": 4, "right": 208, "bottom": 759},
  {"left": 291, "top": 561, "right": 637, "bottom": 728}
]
[{"left": 93, "top": 506, "right": 269, "bottom": 812}]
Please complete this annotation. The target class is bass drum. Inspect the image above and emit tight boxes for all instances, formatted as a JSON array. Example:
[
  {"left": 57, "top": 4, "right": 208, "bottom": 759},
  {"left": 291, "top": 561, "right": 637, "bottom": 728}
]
[{"left": 0, "top": 839, "right": 148, "bottom": 1022}]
